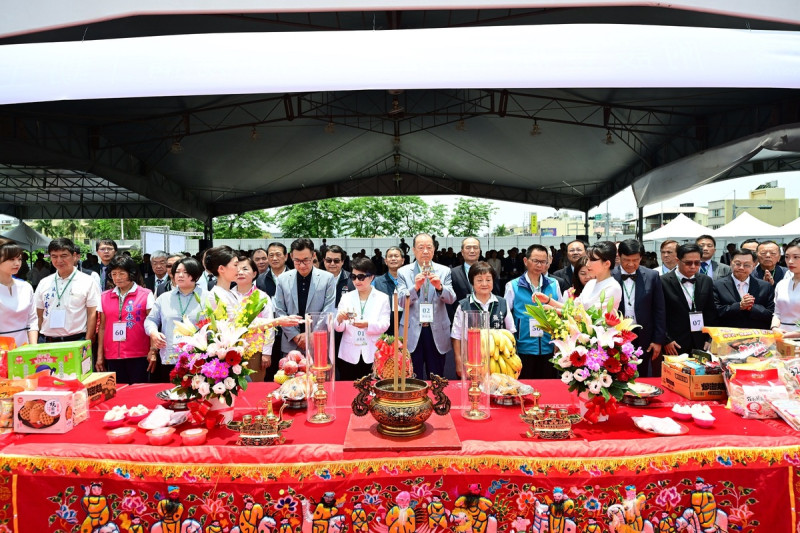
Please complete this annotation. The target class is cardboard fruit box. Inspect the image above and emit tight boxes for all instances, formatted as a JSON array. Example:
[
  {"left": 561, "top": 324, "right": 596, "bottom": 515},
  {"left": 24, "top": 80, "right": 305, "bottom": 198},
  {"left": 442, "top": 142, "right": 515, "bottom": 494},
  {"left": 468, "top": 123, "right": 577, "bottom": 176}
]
[
  {"left": 661, "top": 362, "right": 727, "bottom": 401},
  {"left": 13, "top": 390, "right": 74, "bottom": 434},
  {"left": 776, "top": 338, "right": 800, "bottom": 359},
  {"left": 7, "top": 341, "right": 92, "bottom": 381}
]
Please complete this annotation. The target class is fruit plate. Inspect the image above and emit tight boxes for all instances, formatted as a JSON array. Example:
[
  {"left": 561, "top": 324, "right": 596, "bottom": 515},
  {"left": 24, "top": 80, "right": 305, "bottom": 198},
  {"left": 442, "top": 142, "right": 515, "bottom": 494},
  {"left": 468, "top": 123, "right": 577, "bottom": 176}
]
[
  {"left": 156, "top": 388, "right": 189, "bottom": 410},
  {"left": 622, "top": 383, "right": 664, "bottom": 406},
  {"left": 489, "top": 385, "right": 534, "bottom": 406}
]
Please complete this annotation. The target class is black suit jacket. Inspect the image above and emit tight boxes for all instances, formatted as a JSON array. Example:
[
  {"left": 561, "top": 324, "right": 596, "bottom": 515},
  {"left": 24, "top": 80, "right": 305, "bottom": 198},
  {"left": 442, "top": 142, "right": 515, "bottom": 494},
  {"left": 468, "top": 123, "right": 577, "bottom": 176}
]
[
  {"left": 754, "top": 264, "right": 788, "bottom": 285},
  {"left": 256, "top": 271, "right": 278, "bottom": 297},
  {"left": 713, "top": 274, "right": 774, "bottom": 330},
  {"left": 156, "top": 279, "right": 172, "bottom": 297},
  {"left": 144, "top": 275, "right": 170, "bottom": 293},
  {"left": 552, "top": 264, "right": 574, "bottom": 293},
  {"left": 447, "top": 264, "right": 503, "bottom": 321},
  {"left": 334, "top": 271, "right": 355, "bottom": 307},
  {"left": 612, "top": 266, "right": 667, "bottom": 350},
  {"left": 661, "top": 271, "right": 717, "bottom": 353},
  {"left": 374, "top": 273, "right": 401, "bottom": 336}
]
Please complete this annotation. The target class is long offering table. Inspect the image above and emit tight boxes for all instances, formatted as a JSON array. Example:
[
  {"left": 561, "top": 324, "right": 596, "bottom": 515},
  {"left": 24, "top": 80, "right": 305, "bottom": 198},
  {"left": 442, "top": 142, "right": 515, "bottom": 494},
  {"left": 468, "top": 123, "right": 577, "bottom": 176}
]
[{"left": 1, "top": 379, "right": 798, "bottom": 532}]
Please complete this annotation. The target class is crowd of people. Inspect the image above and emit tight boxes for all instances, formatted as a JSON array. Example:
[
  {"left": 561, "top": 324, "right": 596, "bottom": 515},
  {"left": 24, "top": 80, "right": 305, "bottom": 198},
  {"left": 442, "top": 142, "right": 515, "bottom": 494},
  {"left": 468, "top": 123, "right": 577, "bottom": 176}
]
[{"left": 1, "top": 231, "right": 799, "bottom": 385}]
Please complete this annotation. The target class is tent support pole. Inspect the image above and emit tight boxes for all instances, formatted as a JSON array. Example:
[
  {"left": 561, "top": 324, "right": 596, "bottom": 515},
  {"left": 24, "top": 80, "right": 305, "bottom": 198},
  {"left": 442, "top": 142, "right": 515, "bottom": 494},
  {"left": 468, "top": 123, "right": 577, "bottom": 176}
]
[
  {"left": 637, "top": 206, "right": 644, "bottom": 242},
  {"left": 584, "top": 210, "right": 589, "bottom": 240}
]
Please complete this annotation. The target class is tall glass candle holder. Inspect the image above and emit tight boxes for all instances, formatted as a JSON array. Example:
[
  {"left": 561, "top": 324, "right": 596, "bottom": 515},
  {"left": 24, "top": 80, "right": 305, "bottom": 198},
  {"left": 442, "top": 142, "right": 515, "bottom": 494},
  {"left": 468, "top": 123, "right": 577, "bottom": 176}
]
[
  {"left": 461, "top": 309, "right": 490, "bottom": 420},
  {"left": 305, "top": 312, "right": 335, "bottom": 424}
]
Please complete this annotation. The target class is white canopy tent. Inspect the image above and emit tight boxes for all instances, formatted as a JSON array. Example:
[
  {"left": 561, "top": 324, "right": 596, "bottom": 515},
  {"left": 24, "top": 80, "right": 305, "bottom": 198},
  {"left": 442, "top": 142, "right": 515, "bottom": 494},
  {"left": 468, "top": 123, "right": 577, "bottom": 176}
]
[
  {"left": 776, "top": 218, "right": 800, "bottom": 238},
  {"left": 642, "top": 213, "right": 711, "bottom": 241},
  {"left": 0, "top": 221, "right": 50, "bottom": 250},
  {"left": 712, "top": 212, "right": 782, "bottom": 238}
]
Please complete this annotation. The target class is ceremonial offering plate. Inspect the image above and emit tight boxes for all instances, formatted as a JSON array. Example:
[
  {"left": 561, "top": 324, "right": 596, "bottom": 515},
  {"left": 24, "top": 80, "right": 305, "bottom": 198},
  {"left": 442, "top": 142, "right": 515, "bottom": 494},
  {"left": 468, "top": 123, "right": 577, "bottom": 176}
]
[
  {"left": 633, "top": 418, "right": 689, "bottom": 436},
  {"left": 485, "top": 384, "right": 534, "bottom": 406},
  {"left": 622, "top": 383, "right": 664, "bottom": 406},
  {"left": 156, "top": 388, "right": 189, "bottom": 410}
]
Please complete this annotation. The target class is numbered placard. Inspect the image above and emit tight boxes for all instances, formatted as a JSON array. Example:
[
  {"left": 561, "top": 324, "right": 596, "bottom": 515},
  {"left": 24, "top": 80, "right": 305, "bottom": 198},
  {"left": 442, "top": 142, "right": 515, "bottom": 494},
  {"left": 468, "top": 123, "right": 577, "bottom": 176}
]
[
  {"left": 112, "top": 322, "right": 127, "bottom": 342},
  {"left": 689, "top": 312, "right": 705, "bottom": 332}
]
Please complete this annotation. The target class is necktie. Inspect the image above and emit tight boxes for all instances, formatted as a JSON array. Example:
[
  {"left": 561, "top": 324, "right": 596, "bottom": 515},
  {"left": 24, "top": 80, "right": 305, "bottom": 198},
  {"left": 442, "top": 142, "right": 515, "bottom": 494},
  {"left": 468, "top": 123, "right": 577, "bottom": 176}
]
[
  {"left": 738, "top": 282, "right": 747, "bottom": 298},
  {"left": 681, "top": 278, "right": 696, "bottom": 285},
  {"left": 101, "top": 265, "right": 107, "bottom": 288},
  {"left": 621, "top": 274, "right": 637, "bottom": 281},
  {"left": 156, "top": 278, "right": 164, "bottom": 286},
  {"left": 700, "top": 262, "right": 709, "bottom": 275}
]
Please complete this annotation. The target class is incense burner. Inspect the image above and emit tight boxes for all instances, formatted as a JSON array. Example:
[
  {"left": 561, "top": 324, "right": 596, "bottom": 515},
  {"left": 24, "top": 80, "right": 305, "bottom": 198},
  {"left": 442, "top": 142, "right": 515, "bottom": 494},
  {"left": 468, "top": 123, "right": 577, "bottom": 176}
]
[{"left": 351, "top": 375, "right": 450, "bottom": 437}]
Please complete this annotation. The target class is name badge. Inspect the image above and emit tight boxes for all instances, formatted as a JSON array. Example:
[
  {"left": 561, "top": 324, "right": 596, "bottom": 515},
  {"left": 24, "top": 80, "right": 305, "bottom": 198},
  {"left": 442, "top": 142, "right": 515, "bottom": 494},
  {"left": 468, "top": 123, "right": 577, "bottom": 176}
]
[
  {"left": 354, "top": 328, "right": 368, "bottom": 346},
  {"left": 529, "top": 319, "right": 544, "bottom": 338},
  {"left": 689, "top": 312, "right": 704, "bottom": 332},
  {"left": 49, "top": 308, "right": 67, "bottom": 329},
  {"left": 419, "top": 303, "right": 434, "bottom": 323},
  {"left": 112, "top": 322, "right": 127, "bottom": 342}
]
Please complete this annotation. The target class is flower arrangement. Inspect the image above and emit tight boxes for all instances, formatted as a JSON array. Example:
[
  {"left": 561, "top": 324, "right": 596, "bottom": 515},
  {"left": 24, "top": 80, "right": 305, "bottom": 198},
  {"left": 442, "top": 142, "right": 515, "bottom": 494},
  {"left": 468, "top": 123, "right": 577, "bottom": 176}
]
[
  {"left": 526, "top": 292, "right": 642, "bottom": 422},
  {"left": 170, "top": 292, "right": 272, "bottom": 407}
]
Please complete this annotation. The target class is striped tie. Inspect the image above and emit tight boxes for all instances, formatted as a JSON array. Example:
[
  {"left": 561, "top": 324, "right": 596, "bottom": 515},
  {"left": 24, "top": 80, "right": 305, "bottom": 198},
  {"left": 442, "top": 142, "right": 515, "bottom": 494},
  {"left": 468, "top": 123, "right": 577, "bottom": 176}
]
[{"left": 700, "top": 262, "right": 709, "bottom": 275}]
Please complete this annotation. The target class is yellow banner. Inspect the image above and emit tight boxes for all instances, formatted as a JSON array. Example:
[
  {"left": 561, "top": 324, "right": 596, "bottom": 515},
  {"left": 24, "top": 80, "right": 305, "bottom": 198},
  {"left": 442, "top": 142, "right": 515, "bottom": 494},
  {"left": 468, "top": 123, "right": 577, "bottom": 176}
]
[{"left": 529, "top": 214, "right": 538, "bottom": 235}]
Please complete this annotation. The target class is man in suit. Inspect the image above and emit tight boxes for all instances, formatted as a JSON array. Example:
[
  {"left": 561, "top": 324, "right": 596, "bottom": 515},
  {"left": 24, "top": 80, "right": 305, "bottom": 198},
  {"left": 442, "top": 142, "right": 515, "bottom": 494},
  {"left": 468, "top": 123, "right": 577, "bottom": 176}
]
[
  {"left": 447, "top": 237, "right": 498, "bottom": 321},
  {"left": 252, "top": 248, "right": 269, "bottom": 276},
  {"left": 654, "top": 239, "right": 679, "bottom": 275},
  {"left": 754, "top": 240, "right": 787, "bottom": 286},
  {"left": 714, "top": 248, "right": 774, "bottom": 330},
  {"left": 612, "top": 239, "right": 667, "bottom": 377},
  {"left": 552, "top": 240, "right": 587, "bottom": 292},
  {"left": 256, "top": 242, "right": 290, "bottom": 381},
  {"left": 256, "top": 242, "right": 290, "bottom": 297},
  {"left": 397, "top": 233, "right": 457, "bottom": 380},
  {"left": 94, "top": 239, "right": 117, "bottom": 291},
  {"left": 324, "top": 245, "right": 355, "bottom": 307},
  {"left": 695, "top": 235, "right": 731, "bottom": 280},
  {"left": 662, "top": 243, "right": 717, "bottom": 356},
  {"left": 144, "top": 250, "right": 170, "bottom": 293},
  {"left": 273, "top": 238, "right": 336, "bottom": 355},
  {"left": 373, "top": 246, "right": 405, "bottom": 336},
  {"left": 155, "top": 254, "right": 183, "bottom": 297}
]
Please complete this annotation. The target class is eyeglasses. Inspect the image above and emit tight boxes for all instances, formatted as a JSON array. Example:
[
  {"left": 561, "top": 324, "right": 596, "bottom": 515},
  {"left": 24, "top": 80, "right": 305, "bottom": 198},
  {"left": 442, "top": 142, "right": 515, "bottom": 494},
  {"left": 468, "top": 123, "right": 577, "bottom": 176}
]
[
  {"left": 324, "top": 258, "right": 342, "bottom": 264},
  {"left": 681, "top": 260, "right": 702, "bottom": 266},
  {"left": 732, "top": 261, "right": 753, "bottom": 268},
  {"left": 292, "top": 258, "right": 313, "bottom": 265},
  {"left": 528, "top": 259, "right": 547, "bottom": 266},
  {"left": 351, "top": 273, "right": 373, "bottom": 281}
]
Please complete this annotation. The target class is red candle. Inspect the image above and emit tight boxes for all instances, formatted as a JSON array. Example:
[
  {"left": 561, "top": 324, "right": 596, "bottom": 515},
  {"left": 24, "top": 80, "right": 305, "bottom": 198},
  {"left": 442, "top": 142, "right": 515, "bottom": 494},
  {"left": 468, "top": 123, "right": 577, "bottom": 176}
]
[
  {"left": 467, "top": 328, "right": 482, "bottom": 366},
  {"left": 313, "top": 330, "right": 328, "bottom": 368}
]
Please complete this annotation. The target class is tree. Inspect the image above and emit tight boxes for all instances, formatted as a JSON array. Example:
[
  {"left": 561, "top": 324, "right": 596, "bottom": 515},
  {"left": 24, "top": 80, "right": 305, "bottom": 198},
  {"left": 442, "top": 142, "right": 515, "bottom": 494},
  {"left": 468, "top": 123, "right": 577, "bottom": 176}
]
[
  {"left": 493, "top": 224, "right": 513, "bottom": 237},
  {"left": 212, "top": 211, "right": 273, "bottom": 239},
  {"left": 84, "top": 219, "right": 123, "bottom": 240},
  {"left": 55, "top": 219, "right": 85, "bottom": 241},
  {"left": 30, "top": 219, "right": 56, "bottom": 238},
  {"left": 426, "top": 202, "right": 450, "bottom": 236},
  {"left": 342, "top": 197, "right": 394, "bottom": 237},
  {"left": 278, "top": 199, "right": 347, "bottom": 238},
  {"left": 446, "top": 198, "right": 496, "bottom": 237}
]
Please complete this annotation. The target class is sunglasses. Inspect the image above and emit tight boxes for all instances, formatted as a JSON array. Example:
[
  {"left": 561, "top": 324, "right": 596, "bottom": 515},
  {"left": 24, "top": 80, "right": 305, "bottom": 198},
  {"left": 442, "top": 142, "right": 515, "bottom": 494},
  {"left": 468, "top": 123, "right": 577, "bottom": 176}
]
[
  {"left": 324, "top": 258, "right": 342, "bottom": 264},
  {"left": 681, "top": 260, "right": 702, "bottom": 266},
  {"left": 351, "top": 273, "right": 373, "bottom": 281}
]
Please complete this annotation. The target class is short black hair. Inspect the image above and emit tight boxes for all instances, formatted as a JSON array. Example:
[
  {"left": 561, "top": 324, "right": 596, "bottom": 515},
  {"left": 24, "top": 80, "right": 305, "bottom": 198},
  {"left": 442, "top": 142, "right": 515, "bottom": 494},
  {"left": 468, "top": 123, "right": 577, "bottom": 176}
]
[
  {"left": 48, "top": 238, "right": 79, "bottom": 255},
  {"left": 696, "top": 234, "right": 717, "bottom": 247},
  {"left": 238, "top": 255, "right": 258, "bottom": 281},
  {"left": 0, "top": 238, "right": 23, "bottom": 264},
  {"left": 731, "top": 249, "right": 756, "bottom": 262},
  {"left": 525, "top": 244, "right": 548, "bottom": 259},
  {"left": 267, "top": 242, "right": 287, "bottom": 255},
  {"left": 350, "top": 256, "right": 375, "bottom": 275},
  {"left": 251, "top": 248, "right": 267, "bottom": 256},
  {"left": 757, "top": 240, "right": 779, "bottom": 251},
  {"left": 786, "top": 238, "right": 800, "bottom": 252},
  {"left": 740, "top": 238, "right": 759, "bottom": 248},
  {"left": 95, "top": 239, "right": 118, "bottom": 252},
  {"left": 468, "top": 261, "right": 497, "bottom": 285},
  {"left": 290, "top": 238, "right": 315, "bottom": 254},
  {"left": 173, "top": 257, "right": 203, "bottom": 282},
  {"left": 587, "top": 241, "right": 617, "bottom": 265},
  {"left": 617, "top": 239, "right": 644, "bottom": 257},
  {"left": 203, "top": 245, "right": 237, "bottom": 276},
  {"left": 566, "top": 240, "right": 586, "bottom": 250},
  {"left": 107, "top": 255, "right": 138, "bottom": 282},
  {"left": 326, "top": 245, "right": 345, "bottom": 258},
  {"left": 677, "top": 243, "right": 702, "bottom": 260}
]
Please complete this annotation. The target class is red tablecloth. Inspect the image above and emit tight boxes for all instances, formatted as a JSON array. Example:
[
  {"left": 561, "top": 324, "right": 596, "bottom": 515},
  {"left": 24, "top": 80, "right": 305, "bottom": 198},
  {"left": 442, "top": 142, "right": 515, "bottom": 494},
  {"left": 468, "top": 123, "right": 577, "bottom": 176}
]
[{"left": 2, "top": 378, "right": 798, "bottom": 532}]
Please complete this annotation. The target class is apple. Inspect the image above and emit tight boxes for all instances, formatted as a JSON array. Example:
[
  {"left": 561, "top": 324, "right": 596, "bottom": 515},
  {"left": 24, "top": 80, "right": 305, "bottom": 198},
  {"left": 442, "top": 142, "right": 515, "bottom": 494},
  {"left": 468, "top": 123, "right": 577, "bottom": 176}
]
[
  {"left": 288, "top": 350, "right": 304, "bottom": 363},
  {"left": 283, "top": 360, "right": 299, "bottom": 375}
]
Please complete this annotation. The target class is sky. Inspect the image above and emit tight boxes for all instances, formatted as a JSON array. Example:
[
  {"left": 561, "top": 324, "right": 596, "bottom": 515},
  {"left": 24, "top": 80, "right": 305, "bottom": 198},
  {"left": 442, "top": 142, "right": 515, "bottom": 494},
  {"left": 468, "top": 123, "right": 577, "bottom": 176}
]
[{"left": 425, "top": 171, "right": 800, "bottom": 230}]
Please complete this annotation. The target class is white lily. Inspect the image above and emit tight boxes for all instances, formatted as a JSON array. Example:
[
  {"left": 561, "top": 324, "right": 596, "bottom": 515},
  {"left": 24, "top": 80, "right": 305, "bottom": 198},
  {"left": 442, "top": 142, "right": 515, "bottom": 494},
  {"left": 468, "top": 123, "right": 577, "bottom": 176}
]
[
  {"left": 551, "top": 330, "right": 582, "bottom": 357},
  {"left": 214, "top": 321, "right": 248, "bottom": 350},
  {"left": 181, "top": 324, "right": 210, "bottom": 352},
  {"left": 593, "top": 326, "right": 621, "bottom": 349},
  {"left": 173, "top": 316, "right": 198, "bottom": 337}
]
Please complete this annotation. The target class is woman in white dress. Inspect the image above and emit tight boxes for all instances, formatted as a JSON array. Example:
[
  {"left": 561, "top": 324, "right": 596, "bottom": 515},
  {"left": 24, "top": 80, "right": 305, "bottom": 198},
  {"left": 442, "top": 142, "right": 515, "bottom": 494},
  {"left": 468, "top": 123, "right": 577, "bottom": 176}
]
[
  {"left": 772, "top": 238, "right": 800, "bottom": 338},
  {"left": 539, "top": 241, "right": 622, "bottom": 313},
  {"left": 203, "top": 245, "right": 240, "bottom": 316},
  {"left": 333, "top": 257, "right": 390, "bottom": 380},
  {"left": 0, "top": 238, "right": 38, "bottom": 348}
]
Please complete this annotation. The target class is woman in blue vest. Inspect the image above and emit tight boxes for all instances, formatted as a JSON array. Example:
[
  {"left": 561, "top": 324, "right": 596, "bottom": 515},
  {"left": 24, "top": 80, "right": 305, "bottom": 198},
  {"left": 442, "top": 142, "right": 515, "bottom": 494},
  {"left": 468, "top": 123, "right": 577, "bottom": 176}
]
[
  {"left": 504, "top": 244, "right": 562, "bottom": 379},
  {"left": 451, "top": 262, "right": 515, "bottom": 378}
]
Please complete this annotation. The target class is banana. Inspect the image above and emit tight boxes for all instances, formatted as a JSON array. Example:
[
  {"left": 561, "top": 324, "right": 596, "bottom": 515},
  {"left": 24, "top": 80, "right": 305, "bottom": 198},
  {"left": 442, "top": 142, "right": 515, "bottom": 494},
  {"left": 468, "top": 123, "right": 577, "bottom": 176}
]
[
  {"left": 497, "top": 356, "right": 509, "bottom": 375},
  {"left": 488, "top": 329, "right": 496, "bottom": 355}
]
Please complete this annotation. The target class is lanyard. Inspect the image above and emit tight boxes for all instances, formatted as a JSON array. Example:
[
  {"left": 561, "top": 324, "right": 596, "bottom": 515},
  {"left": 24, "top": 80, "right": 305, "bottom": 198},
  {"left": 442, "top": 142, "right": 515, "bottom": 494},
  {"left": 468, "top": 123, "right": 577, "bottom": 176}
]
[
  {"left": 177, "top": 291, "right": 194, "bottom": 318},
  {"left": 54, "top": 271, "right": 77, "bottom": 307},
  {"left": 470, "top": 297, "right": 496, "bottom": 318},
  {"left": 679, "top": 280, "right": 696, "bottom": 311},
  {"left": 359, "top": 296, "right": 368, "bottom": 319},
  {"left": 622, "top": 279, "right": 635, "bottom": 304},
  {"left": 117, "top": 289, "right": 131, "bottom": 320}
]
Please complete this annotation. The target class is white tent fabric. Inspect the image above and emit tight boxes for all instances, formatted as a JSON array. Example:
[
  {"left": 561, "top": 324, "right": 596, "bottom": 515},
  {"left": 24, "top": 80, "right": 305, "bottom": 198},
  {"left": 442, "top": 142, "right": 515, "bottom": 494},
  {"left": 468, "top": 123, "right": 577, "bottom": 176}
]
[
  {"left": 642, "top": 213, "right": 711, "bottom": 241},
  {"left": 776, "top": 218, "right": 800, "bottom": 238},
  {"left": 632, "top": 123, "right": 800, "bottom": 207},
  {"left": 2, "top": 24, "right": 800, "bottom": 105},
  {"left": 1, "top": 221, "right": 51, "bottom": 250},
  {"left": 711, "top": 212, "right": 782, "bottom": 238}
]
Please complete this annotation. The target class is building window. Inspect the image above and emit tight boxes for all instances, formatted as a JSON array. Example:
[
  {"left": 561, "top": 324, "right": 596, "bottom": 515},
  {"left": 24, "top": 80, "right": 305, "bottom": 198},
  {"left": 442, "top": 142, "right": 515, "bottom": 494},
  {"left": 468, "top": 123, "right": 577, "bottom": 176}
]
[{"left": 710, "top": 209, "right": 722, "bottom": 218}]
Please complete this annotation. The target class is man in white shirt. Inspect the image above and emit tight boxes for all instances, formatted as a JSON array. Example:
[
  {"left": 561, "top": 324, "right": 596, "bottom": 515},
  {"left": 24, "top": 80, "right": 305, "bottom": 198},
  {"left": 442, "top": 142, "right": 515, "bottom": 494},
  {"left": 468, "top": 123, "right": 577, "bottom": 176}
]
[
  {"left": 655, "top": 240, "right": 679, "bottom": 275},
  {"left": 35, "top": 238, "right": 100, "bottom": 343},
  {"left": 252, "top": 248, "right": 269, "bottom": 276}
]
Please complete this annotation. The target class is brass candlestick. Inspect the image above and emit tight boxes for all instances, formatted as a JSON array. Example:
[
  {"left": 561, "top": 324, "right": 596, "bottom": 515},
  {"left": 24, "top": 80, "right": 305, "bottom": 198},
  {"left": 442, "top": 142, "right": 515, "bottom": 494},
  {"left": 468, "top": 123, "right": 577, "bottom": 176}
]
[
  {"left": 308, "top": 365, "right": 334, "bottom": 424},
  {"left": 463, "top": 362, "right": 489, "bottom": 420}
]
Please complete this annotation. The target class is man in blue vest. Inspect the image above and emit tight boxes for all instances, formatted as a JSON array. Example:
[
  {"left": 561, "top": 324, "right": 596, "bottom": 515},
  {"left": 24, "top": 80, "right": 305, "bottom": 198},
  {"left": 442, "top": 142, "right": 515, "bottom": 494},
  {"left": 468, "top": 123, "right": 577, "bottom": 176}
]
[{"left": 504, "top": 244, "right": 562, "bottom": 379}]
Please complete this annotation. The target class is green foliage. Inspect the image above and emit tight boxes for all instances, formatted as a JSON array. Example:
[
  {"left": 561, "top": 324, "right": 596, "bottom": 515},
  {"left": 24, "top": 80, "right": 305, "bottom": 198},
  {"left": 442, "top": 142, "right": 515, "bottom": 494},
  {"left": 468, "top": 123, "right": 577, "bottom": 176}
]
[
  {"left": 278, "top": 199, "right": 347, "bottom": 238},
  {"left": 212, "top": 211, "right": 273, "bottom": 239},
  {"left": 493, "top": 224, "right": 513, "bottom": 237},
  {"left": 446, "top": 197, "right": 496, "bottom": 237}
]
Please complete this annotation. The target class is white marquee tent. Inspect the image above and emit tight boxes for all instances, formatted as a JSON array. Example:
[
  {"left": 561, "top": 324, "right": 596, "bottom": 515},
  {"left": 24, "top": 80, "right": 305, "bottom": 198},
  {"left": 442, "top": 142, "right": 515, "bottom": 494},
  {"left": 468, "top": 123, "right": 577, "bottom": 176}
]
[
  {"left": 712, "top": 212, "right": 782, "bottom": 238},
  {"left": 642, "top": 214, "right": 711, "bottom": 241}
]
